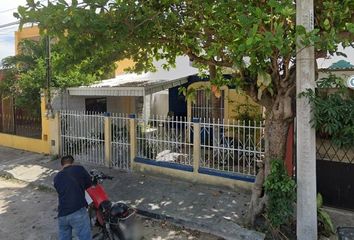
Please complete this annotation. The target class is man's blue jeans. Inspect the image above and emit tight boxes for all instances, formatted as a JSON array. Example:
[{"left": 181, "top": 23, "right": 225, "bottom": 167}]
[{"left": 58, "top": 207, "right": 92, "bottom": 240}]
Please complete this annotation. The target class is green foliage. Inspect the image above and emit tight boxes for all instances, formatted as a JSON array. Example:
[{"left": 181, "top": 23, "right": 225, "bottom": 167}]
[
  {"left": 264, "top": 159, "right": 296, "bottom": 228},
  {"left": 317, "top": 193, "right": 335, "bottom": 237},
  {"left": 0, "top": 38, "right": 104, "bottom": 111},
  {"left": 15, "top": 0, "right": 354, "bottom": 161},
  {"left": 300, "top": 74, "right": 354, "bottom": 148},
  {"left": 16, "top": 0, "right": 354, "bottom": 102}
]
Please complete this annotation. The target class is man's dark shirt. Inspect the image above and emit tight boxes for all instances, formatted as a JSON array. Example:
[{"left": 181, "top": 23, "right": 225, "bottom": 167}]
[{"left": 54, "top": 165, "right": 92, "bottom": 217}]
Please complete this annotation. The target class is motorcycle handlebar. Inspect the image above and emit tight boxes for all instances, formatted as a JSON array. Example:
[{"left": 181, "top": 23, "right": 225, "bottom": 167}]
[
  {"left": 102, "top": 175, "right": 114, "bottom": 180},
  {"left": 90, "top": 170, "right": 114, "bottom": 180}
]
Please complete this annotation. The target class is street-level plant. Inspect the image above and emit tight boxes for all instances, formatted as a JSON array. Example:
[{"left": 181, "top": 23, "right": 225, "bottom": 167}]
[
  {"left": 264, "top": 159, "right": 296, "bottom": 238},
  {"left": 317, "top": 193, "right": 335, "bottom": 237}
]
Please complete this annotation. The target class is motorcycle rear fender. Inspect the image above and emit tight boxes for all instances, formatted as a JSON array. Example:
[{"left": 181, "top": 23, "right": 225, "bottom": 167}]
[{"left": 86, "top": 184, "right": 109, "bottom": 209}]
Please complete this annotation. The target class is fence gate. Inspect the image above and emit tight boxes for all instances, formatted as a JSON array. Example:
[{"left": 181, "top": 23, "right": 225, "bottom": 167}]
[
  {"left": 60, "top": 111, "right": 105, "bottom": 165},
  {"left": 60, "top": 111, "right": 131, "bottom": 171}
]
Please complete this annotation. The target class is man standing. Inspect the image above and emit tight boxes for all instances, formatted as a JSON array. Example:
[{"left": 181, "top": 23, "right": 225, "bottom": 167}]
[{"left": 54, "top": 155, "right": 93, "bottom": 240}]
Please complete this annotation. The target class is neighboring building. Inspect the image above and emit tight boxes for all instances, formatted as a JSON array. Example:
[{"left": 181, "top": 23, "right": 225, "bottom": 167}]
[
  {"left": 15, "top": 26, "right": 40, "bottom": 54},
  {"left": 316, "top": 59, "right": 354, "bottom": 210},
  {"left": 318, "top": 60, "right": 354, "bottom": 90}
]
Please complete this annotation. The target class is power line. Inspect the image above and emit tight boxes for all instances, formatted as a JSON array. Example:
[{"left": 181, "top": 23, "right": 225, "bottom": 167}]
[
  {"left": 0, "top": 21, "right": 20, "bottom": 29},
  {"left": 0, "top": 7, "right": 17, "bottom": 14},
  {"left": 0, "top": 24, "right": 19, "bottom": 31}
]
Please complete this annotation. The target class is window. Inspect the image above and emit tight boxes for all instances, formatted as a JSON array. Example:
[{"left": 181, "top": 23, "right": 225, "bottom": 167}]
[
  {"left": 191, "top": 89, "right": 224, "bottom": 119},
  {"left": 85, "top": 98, "right": 107, "bottom": 113}
]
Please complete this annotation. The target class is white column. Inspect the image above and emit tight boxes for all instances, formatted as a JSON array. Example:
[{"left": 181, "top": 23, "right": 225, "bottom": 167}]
[{"left": 143, "top": 94, "right": 152, "bottom": 122}]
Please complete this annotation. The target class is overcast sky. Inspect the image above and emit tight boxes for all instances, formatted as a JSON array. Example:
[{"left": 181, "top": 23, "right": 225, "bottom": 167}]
[
  {"left": 0, "top": 0, "right": 28, "bottom": 61},
  {"left": 1, "top": 1, "right": 354, "bottom": 68}
]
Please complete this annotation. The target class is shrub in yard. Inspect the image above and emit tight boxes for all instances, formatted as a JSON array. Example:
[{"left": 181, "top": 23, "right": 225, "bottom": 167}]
[{"left": 264, "top": 159, "right": 296, "bottom": 230}]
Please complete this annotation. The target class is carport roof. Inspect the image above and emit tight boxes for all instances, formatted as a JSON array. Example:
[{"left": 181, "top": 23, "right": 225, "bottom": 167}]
[{"left": 68, "top": 56, "right": 199, "bottom": 96}]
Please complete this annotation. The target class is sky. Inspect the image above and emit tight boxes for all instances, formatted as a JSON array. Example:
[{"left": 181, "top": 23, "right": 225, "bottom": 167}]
[
  {"left": 0, "top": 1, "right": 354, "bottom": 68},
  {"left": 0, "top": 0, "right": 28, "bottom": 61}
]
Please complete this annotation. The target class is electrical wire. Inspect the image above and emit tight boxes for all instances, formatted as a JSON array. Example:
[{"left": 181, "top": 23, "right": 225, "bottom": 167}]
[{"left": 0, "top": 7, "right": 17, "bottom": 14}]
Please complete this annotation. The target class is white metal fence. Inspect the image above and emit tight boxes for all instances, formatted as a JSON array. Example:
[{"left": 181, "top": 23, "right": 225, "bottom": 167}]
[
  {"left": 111, "top": 113, "right": 131, "bottom": 170},
  {"left": 199, "top": 119, "right": 265, "bottom": 176},
  {"left": 136, "top": 116, "right": 193, "bottom": 166},
  {"left": 60, "top": 111, "right": 105, "bottom": 165},
  {"left": 60, "top": 111, "right": 265, "bottom": 178}
]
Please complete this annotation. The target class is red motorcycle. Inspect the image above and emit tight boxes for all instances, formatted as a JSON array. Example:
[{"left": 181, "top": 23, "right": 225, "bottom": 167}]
[{"left": 86, "top": 170, "right": 137, "bottom": 240}]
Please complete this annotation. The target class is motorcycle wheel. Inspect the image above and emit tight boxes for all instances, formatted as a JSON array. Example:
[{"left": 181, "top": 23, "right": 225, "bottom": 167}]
[
  {"left": 92, "top": 228, "right": 123, "bottom": 240},
  {"left": 111, "top": 226, "right": 125, "bottom": 240}
]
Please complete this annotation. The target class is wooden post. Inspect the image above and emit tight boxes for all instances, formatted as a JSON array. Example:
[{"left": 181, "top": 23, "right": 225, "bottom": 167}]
[{"left": 296, "top": 0, "right": 317, "bottom": 239}]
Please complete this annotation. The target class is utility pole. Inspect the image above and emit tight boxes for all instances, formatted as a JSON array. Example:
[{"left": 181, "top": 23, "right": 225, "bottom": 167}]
[
  {"left": 296, "top": 0, "right": 317, "bottom": 239},
  {"left": 45, "top": 33, "right": 53, "bottom": 118},
  {"left": 45, "top": 0, "right": 54, "bottom": 118}
]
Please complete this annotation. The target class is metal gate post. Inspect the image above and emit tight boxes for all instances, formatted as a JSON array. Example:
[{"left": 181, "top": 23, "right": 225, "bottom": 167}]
[
  {"left": 104, "top": 116, "right": 112, "bottom": 167},
  {"left": 129, "top": 114, "right": 137, "bottom": 170},
  {"left": 51, "top": 111, "right": 61, "bottom": 156},
  {"left": 193, "top": 118, "right": 201, "bottom": 174}
]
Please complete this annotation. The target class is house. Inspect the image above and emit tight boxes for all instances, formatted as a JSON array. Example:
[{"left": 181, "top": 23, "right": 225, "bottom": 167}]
[
  {"left": 51, "top": 56, "right": 198, "bottom": 120},
  {"left": 52, "top": 56, "right": 263, "bottom": 122}
]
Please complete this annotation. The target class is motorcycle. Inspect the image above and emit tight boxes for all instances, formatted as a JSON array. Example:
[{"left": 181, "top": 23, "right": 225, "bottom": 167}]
[{"left": 86, "top": 169, "right": 137, "bottom": 240}]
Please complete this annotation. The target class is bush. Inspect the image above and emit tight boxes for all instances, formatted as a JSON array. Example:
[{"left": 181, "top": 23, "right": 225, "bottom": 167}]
[
  {"left": 317, "top": 193, "right": 334, "bottom": 237},
  {"left": 300, "top": 74, "right": 354, "bottom": 148},
  {"left": 264, "top": 159, "right": 296, "bottom": 229}
]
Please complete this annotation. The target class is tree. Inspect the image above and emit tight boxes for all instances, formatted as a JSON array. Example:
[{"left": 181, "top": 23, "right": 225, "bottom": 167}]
[
  {"left": 1, "top": 39, "right": 47, "bottom": 112},
  {"left": 0, "top": 37, "right": 113, "bottom": 112},
  {"left": 17, "top": 0, "right": 354, "bottom": 224}
]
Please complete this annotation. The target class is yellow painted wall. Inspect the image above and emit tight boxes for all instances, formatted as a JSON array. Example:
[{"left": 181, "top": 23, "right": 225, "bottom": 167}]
[
  {"left": 114, "top": 59, "right": 135, "bottom": 76},
  {"left": 0, "top": 94, "right": 52, "bottom": 154},
  {"left": 0, "top": 133, "right": 49, "bottom": 153},
  {"left": 227, "top": 89, "right": 262, "bottom": 120},
  {"left": 15, "top": 26, "right": 40, "bottom": 54}
]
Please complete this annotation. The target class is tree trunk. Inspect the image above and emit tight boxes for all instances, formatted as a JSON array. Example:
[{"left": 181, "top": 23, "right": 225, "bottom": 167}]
[{"left": 246, "top": 94, "right": 294, "bottom": 225}]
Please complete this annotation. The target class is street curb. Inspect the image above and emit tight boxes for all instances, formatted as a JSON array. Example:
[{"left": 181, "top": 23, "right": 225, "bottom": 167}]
[{"left": 136, "top": 209, "right": 265, "bottom": 240}]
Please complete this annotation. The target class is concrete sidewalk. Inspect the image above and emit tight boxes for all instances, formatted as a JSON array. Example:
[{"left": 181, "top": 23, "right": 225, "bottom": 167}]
[{"left": 0, "top": 146, "right": 264, "bottom": 240}]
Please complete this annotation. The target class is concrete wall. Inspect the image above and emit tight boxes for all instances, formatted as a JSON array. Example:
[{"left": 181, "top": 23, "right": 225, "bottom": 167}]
[{"left": 133, "top": 163, "right": 253, "bottom": 191}]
